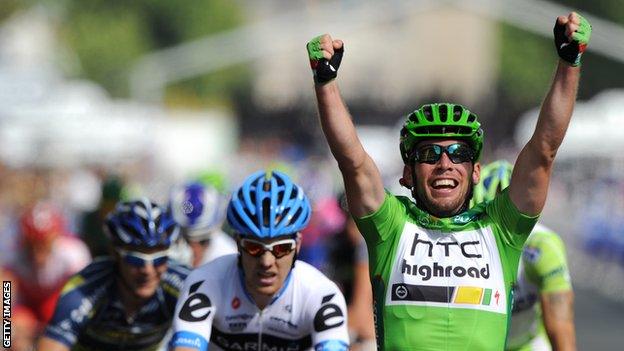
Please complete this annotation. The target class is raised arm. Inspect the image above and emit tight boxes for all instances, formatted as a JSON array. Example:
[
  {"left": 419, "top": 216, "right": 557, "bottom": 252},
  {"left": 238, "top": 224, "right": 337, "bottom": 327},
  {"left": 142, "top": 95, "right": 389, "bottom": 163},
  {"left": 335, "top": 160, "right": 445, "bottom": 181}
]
[
  {"left": 307, "top": 35, "right": 385, "bottom": 217},
  {"left": 509, "top": 12, "right": 591, "bottom": 215}
]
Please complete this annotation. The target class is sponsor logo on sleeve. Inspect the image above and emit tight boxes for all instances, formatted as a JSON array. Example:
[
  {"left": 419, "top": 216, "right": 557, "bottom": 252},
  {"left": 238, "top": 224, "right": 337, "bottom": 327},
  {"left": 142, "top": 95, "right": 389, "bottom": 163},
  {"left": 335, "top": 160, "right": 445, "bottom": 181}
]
[
  {"left": 313, "top": 294, "right": 345, "bottom": 332},
  {"left": 179, "top": 280, "right": 212, "bottom": 322},
  {"left": 171, "top": 331, "right": 208, "bottom": 350},
  {"left": 523, "top": 246, "right": 541, "bottom": 263}
]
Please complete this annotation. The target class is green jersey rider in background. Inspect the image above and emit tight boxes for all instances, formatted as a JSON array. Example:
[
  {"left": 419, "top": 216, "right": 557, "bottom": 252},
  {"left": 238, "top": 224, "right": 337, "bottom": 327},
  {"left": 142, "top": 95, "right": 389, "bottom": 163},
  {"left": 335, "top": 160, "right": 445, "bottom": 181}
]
[
  {"left": 473, "top": 161, "right": 575, "bottom": 351},
  {"left": 307, "top": 11, "right": 590, "bottom": 351}
]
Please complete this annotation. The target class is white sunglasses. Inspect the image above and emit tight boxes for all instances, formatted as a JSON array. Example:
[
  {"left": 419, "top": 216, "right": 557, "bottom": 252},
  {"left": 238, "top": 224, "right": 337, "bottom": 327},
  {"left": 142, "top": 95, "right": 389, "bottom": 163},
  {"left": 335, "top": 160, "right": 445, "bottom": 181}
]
[
  {"left": 239, "top": 238, "right": 297, "bottom": 258},
  {"left": 116, "top": 248, "right": 169, "bottom": 267}
]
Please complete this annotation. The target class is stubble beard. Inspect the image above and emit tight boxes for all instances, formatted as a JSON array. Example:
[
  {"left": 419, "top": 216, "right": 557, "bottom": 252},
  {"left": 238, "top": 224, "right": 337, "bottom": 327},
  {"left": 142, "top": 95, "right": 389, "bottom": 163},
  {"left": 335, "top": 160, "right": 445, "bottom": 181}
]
[{"left": 414, "top": 179, "right": 474, "bottom": 218}]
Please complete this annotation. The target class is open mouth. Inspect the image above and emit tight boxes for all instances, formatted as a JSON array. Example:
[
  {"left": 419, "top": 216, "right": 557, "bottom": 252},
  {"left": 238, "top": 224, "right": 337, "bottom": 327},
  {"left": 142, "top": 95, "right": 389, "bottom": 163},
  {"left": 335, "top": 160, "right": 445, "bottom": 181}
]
[
  {"left": 257, "top": 271, "right": 277, "bottom": 286},
  {"left": 431, "top": 179, "right": 458, "bottom": 190},
  {"left": 136, "top": 279, "right": 152, "bottom": 287}
]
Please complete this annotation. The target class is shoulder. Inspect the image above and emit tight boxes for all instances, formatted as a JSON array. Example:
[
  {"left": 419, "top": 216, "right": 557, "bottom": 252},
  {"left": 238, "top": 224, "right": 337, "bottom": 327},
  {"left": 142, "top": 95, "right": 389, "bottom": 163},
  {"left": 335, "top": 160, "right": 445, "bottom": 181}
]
[
  {"left": 525, "top": 224, "right": 565, "bottom": 253},
  {"left": 292, "top": 261, "right": 344, "bottom": 298},
  {"left": 64, "top": 257, "right": 114, "bottom": 292},
  {"left": 161, "top": 260, "right": 192, "bottom": 296},
  {"left": 195, "top": 253, "right": 238, "bottom": 275},
  {"left": 292, "top": 262, "right": 347, "bottom": 333},
  {"left": 186, "top": 254, "right": 239, "bottom": 289},
  {"left": 56, "top": 259, "right": 114, "bottom": 311},
  {"left": 392, "top": 194, "right": 414, "bottom": 213},
  {"left": 523, "top": 223, "right": 566, "bottom": 263}
]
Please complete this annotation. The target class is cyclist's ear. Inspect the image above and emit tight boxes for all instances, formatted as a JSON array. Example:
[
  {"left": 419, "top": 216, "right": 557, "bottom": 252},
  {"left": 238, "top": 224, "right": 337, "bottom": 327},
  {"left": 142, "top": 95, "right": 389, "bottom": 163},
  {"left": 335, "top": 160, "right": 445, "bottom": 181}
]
[
  {"left": 472, "top": 162, "right": 481, "bottom": 185},
  {"left": 295, "top": 233, "right": 302, "bottom": 254},
  {"left": 400, "top": 164, "right": 414, "bottom": 189}
]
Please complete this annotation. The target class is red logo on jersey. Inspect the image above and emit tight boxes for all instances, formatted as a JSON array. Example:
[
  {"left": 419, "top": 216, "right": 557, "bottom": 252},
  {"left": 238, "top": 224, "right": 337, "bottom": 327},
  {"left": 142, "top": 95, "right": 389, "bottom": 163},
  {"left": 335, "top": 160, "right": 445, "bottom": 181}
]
[
  {"left": 495, "top": 291, "right": 500, "bottom": 305},
  {"left": 231, "top": 297, "right": 241, "bottom": 309}
]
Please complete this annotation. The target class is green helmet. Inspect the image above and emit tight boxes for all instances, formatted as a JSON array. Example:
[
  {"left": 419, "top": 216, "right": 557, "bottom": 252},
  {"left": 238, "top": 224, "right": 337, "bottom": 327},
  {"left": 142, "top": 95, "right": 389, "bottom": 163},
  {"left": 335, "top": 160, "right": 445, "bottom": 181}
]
[
  {"left": 472, "top": 160, "right": 513, "bottom": 206},
  {"left": 400, "top": 103, "right": 484, "bottom": 164}
]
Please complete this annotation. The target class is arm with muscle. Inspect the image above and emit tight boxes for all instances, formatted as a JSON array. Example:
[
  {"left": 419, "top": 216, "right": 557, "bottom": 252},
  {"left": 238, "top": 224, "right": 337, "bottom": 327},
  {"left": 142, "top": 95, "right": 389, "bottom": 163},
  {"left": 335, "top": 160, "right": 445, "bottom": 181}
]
[
  {"left": 310, "top": 35, "right": 385, "bottom": 218},
  {"left": 509, "top": 12, "right": 589, "bottom": 216}
]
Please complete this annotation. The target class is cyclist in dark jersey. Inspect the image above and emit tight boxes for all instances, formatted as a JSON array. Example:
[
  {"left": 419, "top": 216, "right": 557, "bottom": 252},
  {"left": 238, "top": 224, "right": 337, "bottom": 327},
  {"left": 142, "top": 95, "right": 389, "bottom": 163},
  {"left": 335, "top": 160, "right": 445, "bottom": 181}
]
[{"left": 36, "top": 198, "right": 190, "bottom": 351}]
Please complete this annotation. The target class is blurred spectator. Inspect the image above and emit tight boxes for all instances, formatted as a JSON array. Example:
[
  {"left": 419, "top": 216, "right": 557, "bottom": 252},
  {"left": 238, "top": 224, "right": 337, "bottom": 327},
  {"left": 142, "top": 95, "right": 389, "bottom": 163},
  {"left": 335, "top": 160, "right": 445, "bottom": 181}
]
[
  {"left": 78, "top": 175, "right": 124, "bottom": 257},
  {"left": 299, "top": 196, "right": 346, "bottom": 271},
  {"left": 2, "top": 201, "right": 90, "bottom": 324}
]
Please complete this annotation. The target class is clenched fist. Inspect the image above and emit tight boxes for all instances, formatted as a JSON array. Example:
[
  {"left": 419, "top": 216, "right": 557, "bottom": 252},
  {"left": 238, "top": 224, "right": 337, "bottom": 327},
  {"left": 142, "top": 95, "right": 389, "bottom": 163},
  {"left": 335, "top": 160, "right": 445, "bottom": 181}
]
[
  {"left": 554, "top": 12, "right": 592, "bottom": 66},
  {"left": 307, "top": 34, "right": 344, "bottom": 84}
]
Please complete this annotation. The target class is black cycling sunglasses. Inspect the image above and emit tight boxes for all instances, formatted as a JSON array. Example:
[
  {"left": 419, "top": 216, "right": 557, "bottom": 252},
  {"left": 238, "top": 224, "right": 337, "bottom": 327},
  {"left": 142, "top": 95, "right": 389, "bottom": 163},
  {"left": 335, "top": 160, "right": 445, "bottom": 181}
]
[{"left": 412, "top": 143, "right": 476, "bottom": 164}]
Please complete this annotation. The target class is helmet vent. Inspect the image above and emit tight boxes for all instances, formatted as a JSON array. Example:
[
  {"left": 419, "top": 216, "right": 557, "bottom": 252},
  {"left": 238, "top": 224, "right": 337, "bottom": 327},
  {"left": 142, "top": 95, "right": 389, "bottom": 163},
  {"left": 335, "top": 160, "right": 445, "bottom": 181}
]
[
  {"left": 453, "top": 105, "right": 463, "bottom": 121},
  {"left": 291, "top": 207, "right": 303, "bottom": 226},
  {"left": 439, "top": 104, "right": 448, "bottom": 122},
  {"left": 231, "top": 210, "right": 246, "bottom": 230},
  {"left": 423, "top": 105, "right": 434, "bottom": 122},
  {"left": 289, "top": 190, "right": 298, "bottom": 200},
  {"left": 262, "top": 198, "right": 271, "bottom": 226},
  {"left": 468, "top": 114, "right": 477, "bottom": 123},
  {"left": 414, "top": 125, "right": 473, "bottom": 136}
]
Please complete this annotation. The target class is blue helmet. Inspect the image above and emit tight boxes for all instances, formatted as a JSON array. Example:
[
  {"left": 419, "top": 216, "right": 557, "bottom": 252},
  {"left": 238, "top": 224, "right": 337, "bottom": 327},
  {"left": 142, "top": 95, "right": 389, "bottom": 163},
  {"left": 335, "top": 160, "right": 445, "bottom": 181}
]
[
  {"left": 169, "top": 181, "right": 226, "bottom": 241},
  {"left": 227, "top": 170, "right": 311, "bottom": 238},
  {"left": 105, "top": 198, "right": 179, "bottom": 248}
]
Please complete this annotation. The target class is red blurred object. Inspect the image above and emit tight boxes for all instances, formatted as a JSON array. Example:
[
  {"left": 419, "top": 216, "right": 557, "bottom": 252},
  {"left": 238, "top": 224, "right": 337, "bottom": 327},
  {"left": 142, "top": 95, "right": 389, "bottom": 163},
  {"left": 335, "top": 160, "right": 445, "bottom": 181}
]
[{"left": 19, "top": 202, "right": 66, "bottom": 245}]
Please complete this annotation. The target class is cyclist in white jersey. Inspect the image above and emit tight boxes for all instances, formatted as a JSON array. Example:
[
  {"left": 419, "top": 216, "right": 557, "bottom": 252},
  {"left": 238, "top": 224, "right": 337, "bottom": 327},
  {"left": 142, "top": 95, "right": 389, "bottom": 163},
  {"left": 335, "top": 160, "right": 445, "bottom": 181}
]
[
  {"left": 169, "top": 181, "right": 237, "bottom": 268},
  {"left": 170, "top": 170, "right": 350, "bottom": 351},
  {"left": 474, "top": 161, "right": 575, "bottom": 351}
]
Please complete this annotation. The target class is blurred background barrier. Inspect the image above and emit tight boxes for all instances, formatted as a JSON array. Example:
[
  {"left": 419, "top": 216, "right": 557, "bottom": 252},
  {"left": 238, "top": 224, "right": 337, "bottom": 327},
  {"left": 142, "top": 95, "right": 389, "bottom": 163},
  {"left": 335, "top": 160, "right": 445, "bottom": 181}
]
[{"left": 0, "top": 0, "right": 623, "bottom": 349}]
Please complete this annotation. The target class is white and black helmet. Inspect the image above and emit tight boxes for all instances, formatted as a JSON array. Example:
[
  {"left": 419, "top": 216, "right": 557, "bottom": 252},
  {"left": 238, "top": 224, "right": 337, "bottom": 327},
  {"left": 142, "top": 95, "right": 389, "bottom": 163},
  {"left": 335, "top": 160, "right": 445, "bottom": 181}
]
[{"left": 169, "top": 181, "right": 226, "bottom": 241}]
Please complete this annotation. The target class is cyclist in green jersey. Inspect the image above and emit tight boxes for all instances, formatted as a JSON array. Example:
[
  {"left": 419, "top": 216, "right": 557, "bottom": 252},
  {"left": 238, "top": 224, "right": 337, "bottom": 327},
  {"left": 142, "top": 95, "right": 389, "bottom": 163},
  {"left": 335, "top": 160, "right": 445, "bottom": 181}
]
[
  {"left": 306, "top": 11, "right": 590, "bottom": 351},
  {"left": 474, "top": 161, "right": 575, "bottom": 351}
]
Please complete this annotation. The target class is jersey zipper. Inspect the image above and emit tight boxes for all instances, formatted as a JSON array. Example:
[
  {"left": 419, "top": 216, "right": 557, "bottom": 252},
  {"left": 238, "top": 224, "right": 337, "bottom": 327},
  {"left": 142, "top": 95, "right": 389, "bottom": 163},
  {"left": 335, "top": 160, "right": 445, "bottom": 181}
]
[{"left": 258, "top": 308, "right": 263, "bottom": 348}]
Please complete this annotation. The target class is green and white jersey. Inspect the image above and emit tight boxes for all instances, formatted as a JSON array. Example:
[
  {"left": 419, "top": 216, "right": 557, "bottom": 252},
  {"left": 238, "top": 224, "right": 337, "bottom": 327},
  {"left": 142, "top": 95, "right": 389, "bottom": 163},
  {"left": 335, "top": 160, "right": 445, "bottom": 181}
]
[
  {"left": 506, "top": 224, "right": 571, "bottom": 351},
  {"left": 354, "top": 189, "right": 538, "bottom": 351}
]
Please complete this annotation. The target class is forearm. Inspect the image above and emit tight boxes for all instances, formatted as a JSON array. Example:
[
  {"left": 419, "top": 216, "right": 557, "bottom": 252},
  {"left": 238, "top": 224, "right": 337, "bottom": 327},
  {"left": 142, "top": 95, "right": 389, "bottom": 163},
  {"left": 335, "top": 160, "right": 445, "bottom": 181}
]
[
  {"left": 541, "top": 291, "right": 576, "bottom": 351},
  {"left": 510, "top": 62, "right": 580, "bottom": 215},
  {"left": 315, "top": 81, "right": 385, "bottom": 216},
  {"left": 530, "top": 61, "right": 580, "bottom": 162},
  {"left": 314, "top": 81, "right": 368, "bottom": 170}
]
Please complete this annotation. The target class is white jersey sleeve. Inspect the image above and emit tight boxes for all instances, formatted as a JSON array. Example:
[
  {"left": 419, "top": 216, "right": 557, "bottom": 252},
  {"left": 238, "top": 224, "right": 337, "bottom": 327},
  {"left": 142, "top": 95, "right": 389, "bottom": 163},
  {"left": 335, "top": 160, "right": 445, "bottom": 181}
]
[
  {"left": 297, "top": 262, "right": 350, "bottom": 350},
  {"left": 170, "top": 257, "right": 229, "bottom": 350}
]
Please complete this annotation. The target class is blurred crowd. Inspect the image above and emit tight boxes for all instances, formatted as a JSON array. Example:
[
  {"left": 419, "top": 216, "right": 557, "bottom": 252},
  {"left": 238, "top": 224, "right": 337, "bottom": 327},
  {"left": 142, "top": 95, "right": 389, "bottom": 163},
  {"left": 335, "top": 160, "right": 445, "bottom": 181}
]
[{"left": 0, "top": 139, "right": 376, "bottom": 351}]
